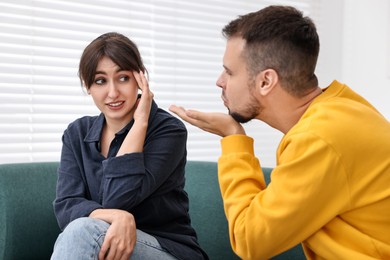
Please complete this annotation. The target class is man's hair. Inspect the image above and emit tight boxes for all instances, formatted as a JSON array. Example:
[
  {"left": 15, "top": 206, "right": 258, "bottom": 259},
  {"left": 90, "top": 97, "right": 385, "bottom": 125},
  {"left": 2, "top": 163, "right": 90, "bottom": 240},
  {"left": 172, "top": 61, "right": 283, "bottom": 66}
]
[
  {"left": 222, "top": 5, "right": 320, "bottom": 96},
  {"left": 78, "top": 32, "right": 146, "bottom": 89}
]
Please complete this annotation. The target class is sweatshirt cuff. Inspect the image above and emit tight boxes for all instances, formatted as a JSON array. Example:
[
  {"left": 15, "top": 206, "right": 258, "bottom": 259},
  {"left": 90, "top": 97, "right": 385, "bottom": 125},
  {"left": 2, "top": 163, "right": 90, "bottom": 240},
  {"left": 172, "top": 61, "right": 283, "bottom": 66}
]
[{"left": 220, "top": 135, "right": 255, "bottom": 156}]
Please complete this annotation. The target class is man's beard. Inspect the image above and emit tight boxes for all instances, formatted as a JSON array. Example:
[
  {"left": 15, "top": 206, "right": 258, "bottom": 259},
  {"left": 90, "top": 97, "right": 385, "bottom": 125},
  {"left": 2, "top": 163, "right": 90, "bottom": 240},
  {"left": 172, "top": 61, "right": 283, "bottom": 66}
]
[
  {"left": 228, "top": 97, "right": 262, "bottom": 124},
  {"left": 225, "top": 79, "right": 262, "bottom": 124},
  {"left": 230, "top": 110, "right": 253, "bottom": 123}
]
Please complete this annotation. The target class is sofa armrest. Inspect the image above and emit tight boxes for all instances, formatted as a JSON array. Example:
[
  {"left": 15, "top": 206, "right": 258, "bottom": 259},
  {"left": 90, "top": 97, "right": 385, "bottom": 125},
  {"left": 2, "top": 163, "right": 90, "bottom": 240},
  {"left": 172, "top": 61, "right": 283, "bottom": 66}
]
[{"left": 0, "top": 162, "right": 61, "bottom": 260}]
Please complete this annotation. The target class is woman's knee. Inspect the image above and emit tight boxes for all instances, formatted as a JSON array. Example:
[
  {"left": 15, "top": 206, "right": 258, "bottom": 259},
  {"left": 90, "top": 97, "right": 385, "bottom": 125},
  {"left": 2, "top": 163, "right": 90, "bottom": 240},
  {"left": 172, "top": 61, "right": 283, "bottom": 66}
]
[
  {"left": 61, "top": 217, "right": 109, "bottom": 241},
  {"left": 51, "top": 218, "right": 109, "bottom": 259}
]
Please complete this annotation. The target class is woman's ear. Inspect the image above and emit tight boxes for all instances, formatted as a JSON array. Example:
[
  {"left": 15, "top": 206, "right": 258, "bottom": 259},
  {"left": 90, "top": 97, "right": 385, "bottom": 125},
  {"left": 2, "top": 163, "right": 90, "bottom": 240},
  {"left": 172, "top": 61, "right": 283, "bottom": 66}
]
[{"left": 256, "top": 69, "right": 278, "bottom": 96}]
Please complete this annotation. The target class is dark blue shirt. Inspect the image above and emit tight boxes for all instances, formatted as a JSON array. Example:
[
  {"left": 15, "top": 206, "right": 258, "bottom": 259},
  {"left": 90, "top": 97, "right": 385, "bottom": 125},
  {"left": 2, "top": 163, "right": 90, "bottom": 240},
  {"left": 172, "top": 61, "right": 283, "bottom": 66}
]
[{"left": 54, "top": 100, "right": 208, "bottom": 259}]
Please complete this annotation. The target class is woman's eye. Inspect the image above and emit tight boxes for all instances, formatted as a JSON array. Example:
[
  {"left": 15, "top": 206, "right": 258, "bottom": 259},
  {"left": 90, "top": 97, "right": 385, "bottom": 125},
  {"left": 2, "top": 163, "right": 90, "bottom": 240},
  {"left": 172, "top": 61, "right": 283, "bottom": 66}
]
[
  {"left": 119, "top": 76, "right": 129, "bottom": 82},
  {"left": 94, "top": 78, "right": 105, "bottom": 85}
]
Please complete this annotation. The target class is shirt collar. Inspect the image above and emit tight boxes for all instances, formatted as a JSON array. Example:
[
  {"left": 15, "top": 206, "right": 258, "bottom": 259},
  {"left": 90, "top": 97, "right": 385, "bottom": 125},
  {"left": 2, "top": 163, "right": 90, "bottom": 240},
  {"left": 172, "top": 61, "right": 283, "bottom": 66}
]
[{"left": 83, "top": 100, "right": 159, "bottom": 143}]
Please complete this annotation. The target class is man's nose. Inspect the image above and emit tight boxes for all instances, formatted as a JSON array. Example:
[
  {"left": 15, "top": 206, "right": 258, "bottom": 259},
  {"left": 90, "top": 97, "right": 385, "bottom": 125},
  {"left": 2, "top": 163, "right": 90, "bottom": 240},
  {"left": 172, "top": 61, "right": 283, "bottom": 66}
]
[{"left": 216, "top": 72, "right": 225, "bottom": 89}]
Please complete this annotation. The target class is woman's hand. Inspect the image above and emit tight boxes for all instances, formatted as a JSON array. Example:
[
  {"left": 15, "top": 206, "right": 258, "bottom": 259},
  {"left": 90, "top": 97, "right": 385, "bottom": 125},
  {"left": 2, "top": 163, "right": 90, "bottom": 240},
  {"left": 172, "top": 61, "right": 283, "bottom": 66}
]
[
  {"left": 133, "top": 71, "right": 154, "bottom": 124},
  {"left": 116, "top": 71, "right": 153, "bottom": 156},
  {"left": 90, "top": 209, "right": 136, "bottom": 260}
]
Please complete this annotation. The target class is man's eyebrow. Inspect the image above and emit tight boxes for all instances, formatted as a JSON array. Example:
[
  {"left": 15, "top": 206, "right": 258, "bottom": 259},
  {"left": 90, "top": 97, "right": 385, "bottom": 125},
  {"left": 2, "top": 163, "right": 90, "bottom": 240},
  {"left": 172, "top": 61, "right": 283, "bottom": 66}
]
[{"left": 223, "top": 65, "right": 232, "bottom": 73}]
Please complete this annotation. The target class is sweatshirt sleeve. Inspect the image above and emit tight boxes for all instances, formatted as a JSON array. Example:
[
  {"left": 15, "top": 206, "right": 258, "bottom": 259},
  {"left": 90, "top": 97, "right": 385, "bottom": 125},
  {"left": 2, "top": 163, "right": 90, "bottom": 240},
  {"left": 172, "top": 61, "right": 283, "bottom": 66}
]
[{"left": 218, "top": 134, "right": 350, "bottom": 259}]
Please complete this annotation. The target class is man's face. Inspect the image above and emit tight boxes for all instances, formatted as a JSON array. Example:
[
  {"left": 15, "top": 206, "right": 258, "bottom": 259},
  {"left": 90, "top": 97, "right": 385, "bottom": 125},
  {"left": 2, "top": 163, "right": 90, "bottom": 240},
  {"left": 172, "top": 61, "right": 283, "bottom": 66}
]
[{"left": 216, "top": 37, "right": 262, "bottom": 123}]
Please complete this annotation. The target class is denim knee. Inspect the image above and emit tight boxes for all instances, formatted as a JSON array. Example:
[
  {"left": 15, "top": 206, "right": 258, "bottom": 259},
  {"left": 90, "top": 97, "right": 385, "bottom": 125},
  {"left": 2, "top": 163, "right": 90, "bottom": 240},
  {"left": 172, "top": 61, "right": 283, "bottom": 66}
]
[
  {"left": 65, "top": 217, "right": 108, "bottom": 234},
  {"left": 51, "top": 218, "right": 110, "bottom": 260}
]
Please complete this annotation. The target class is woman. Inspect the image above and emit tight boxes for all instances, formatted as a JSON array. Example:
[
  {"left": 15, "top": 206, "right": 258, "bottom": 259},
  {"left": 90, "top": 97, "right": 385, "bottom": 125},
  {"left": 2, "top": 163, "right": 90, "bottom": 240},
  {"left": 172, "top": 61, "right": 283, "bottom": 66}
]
[{"left": 51, "top": 32, "right": 208, "bottom": 260}]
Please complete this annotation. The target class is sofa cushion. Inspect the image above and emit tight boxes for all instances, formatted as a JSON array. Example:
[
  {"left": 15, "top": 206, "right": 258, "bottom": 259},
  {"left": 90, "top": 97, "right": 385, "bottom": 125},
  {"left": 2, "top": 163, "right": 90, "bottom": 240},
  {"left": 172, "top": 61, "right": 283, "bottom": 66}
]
[{"left": 185, "top": 161, "right": 239, "bottom": 259}]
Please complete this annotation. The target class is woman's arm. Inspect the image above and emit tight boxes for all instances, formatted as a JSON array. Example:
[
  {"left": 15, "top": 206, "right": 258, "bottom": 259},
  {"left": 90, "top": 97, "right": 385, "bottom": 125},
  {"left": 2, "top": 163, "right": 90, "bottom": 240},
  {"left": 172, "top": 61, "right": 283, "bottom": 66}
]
[
  {"left": 54, "top": 131, "right": 103, "bottom": 230},
  {"left": 100, "top": 72, "right": 187, "bottom": 210},
  {"left": 117, "top": 71, "right": 152, "bottom": 156}
]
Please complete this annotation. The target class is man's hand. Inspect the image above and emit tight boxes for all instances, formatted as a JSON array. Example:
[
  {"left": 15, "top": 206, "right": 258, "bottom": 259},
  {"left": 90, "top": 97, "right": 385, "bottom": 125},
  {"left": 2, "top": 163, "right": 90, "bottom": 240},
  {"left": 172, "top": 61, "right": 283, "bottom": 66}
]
[{"left": 169, "top": 105, "right": 245, "bottom": 137}]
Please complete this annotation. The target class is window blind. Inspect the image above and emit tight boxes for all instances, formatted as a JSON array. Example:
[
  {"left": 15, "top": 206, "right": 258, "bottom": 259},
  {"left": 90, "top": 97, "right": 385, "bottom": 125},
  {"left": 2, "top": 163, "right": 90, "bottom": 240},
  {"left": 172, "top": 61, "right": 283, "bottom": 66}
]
[{"left": 0, "top": 0, "right": 320, "bottom": 166}]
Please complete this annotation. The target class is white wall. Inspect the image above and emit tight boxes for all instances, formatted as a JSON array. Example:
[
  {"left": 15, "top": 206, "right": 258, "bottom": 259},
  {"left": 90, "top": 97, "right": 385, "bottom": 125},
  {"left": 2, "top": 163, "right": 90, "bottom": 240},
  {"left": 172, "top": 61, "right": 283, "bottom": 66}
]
[
  {"left": 341, "top": 0, "right": 390, "bottom": 119},
  {"left": 318, "top": 0, "right": 390, "bottom": 120},
  {"left": 316, "top": 0, "right": 343, "bottom": 87}
]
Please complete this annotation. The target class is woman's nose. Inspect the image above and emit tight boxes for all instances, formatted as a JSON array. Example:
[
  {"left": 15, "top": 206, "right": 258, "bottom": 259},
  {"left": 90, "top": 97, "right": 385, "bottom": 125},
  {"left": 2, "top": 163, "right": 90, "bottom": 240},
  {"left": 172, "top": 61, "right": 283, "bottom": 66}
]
[{"left": 107, "top": 81, "right": 119, "bottom": 98}]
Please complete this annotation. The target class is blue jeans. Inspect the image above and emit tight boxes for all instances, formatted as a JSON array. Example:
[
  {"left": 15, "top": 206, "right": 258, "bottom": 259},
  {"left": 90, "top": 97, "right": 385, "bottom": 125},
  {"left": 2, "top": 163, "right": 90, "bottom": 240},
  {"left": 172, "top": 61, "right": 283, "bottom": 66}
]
[{"left": 51, "top": 217, "right": 177, "bottom": 260}]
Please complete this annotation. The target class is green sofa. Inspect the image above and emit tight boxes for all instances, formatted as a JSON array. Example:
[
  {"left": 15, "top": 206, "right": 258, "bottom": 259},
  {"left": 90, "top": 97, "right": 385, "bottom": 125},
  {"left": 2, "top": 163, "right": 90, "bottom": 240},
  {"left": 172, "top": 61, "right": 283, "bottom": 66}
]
[{"left": 0, "top": 161, "right": 305, "bottom": 260}]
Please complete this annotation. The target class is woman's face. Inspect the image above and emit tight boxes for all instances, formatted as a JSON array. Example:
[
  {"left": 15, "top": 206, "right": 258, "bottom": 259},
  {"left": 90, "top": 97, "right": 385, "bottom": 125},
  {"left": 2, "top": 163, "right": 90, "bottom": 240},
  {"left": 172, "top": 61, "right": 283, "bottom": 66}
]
[{"left": 88, "top": 56, "right": 138, "bottom": 126}]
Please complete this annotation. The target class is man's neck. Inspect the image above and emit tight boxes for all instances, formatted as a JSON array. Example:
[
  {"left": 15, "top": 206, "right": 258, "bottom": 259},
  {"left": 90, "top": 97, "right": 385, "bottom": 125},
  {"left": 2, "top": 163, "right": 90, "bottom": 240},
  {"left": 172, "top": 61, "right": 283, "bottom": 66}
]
[{"left": 260, "top": 87, "right": 323, "bottom": 134}]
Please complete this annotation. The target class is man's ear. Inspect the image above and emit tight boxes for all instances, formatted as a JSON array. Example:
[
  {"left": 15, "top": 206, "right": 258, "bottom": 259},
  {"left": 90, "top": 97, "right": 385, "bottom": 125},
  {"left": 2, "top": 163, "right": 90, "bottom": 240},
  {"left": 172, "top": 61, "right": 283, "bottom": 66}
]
[{"left": 256, "top": 69, "right": 278, "bottom": 96}]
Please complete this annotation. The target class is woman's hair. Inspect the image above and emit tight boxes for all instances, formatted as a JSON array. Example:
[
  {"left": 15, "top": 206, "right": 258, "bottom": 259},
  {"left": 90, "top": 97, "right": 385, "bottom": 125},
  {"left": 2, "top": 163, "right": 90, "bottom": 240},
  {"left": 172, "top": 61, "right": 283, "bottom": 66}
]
[
  {"left": 78, "top": 32, "right": 146, "bottom": 89},
  {"left": 222, "top": 5, "right": 320, "bottom": 97}
]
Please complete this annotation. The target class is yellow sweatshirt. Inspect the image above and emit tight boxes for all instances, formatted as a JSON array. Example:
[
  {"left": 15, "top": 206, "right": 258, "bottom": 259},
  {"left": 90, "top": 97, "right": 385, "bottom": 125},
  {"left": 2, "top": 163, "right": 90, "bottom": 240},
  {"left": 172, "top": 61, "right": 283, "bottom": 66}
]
[{"left": 218, "top": 80, "right": 390, "bottom": 259}]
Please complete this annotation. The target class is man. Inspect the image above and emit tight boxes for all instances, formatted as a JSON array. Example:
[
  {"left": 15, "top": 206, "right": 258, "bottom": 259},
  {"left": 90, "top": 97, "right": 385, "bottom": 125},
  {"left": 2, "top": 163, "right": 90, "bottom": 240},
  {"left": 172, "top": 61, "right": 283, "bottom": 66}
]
[{"left": 169, "top": 5, "right": 390, "bottom": 260}]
